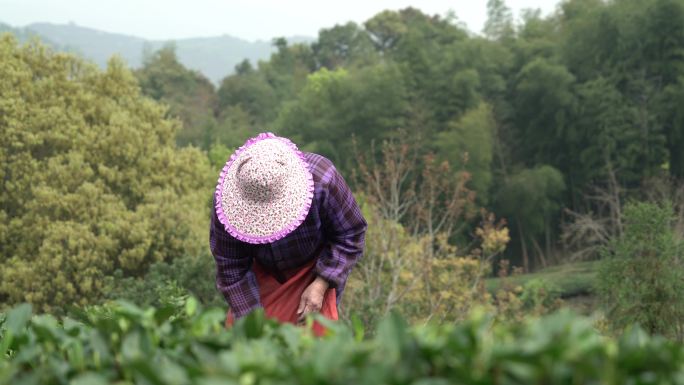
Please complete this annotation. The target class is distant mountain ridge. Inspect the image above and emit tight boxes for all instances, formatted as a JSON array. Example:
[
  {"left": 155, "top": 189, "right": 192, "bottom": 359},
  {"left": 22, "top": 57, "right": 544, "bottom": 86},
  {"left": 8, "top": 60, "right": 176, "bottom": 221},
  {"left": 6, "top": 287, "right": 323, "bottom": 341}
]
[{"left": 0, "top": 21, "right": 314, "bottom": 84}]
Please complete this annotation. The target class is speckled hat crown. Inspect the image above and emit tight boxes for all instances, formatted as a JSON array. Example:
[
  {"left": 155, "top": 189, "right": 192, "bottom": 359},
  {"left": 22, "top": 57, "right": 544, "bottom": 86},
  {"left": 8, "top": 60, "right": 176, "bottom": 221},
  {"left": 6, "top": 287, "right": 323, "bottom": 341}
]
[{"left": 214, "top": 132, "right": 314, "bottom": 244}]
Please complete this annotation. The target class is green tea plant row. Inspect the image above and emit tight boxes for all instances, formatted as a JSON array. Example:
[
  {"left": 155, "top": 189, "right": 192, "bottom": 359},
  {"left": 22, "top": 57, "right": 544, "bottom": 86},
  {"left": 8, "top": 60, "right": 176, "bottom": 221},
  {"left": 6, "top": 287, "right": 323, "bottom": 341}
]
[{"left": 1, "top": 298, "right": 684, "bottom": 385}]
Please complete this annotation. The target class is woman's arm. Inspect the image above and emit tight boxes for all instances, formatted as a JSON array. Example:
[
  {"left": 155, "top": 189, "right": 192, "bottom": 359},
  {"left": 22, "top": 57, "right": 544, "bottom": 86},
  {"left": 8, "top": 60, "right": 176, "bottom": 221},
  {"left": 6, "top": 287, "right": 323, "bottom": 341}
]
[
  {"left": 315, "top": 165, "right": 368, "bottom": 290},
  {"left": 210, "top": 202, "right": 262, "bottom": 319}
]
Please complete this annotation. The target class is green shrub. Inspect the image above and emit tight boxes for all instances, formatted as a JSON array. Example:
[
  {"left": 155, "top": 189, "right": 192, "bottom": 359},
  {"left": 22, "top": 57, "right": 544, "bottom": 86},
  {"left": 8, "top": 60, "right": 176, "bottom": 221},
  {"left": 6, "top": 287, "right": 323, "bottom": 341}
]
[
  {"left": 0, "top": 36, "right": 212, "bottom": 312},
  {"left": 520, "top": 278, "right": 562, "bottom": 315},
  {"left": 102, "top": 254, "right": 223, "bottom": 308},
  {"left": 3, "top": 299, "right": 684, "bottom": 384},
  {"left": 598, "top": 201, "right": 684, "bottom": 339}
]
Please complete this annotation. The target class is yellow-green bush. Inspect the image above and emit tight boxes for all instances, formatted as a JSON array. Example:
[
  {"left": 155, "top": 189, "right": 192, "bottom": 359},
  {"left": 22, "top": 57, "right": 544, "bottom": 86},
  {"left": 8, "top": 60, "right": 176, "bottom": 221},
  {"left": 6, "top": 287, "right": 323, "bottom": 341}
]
[
  {"left": 343, "top": 201, "right": 555, "bottom": 327},
  {"left": 0, "top": 36, "right": 212, "bottom": 312}
]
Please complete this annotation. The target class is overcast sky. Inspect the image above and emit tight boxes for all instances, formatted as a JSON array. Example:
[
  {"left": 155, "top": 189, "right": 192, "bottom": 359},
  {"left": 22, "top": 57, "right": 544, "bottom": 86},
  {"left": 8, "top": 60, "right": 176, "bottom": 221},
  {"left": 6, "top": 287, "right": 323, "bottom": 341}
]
[{"left": 2, "top": 0, "right": 560, "bottom": 41}]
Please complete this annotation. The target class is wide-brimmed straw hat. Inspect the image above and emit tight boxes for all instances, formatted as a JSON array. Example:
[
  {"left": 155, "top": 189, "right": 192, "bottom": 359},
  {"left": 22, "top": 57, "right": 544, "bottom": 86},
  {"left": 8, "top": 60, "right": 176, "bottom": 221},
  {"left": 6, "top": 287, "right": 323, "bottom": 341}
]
[{"left": 214, "top": 132, "right": 314, "bottom": 244}]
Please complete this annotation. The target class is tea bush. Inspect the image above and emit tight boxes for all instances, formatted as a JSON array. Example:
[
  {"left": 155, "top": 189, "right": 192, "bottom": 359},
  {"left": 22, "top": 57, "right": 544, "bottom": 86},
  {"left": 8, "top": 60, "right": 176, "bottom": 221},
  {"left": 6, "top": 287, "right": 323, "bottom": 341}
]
[
  {"left": 2, "top": 298, "right": 684, "bottom": 384},
  {"left": 102, "top": 254, "right": 224, "bottom": 308}
]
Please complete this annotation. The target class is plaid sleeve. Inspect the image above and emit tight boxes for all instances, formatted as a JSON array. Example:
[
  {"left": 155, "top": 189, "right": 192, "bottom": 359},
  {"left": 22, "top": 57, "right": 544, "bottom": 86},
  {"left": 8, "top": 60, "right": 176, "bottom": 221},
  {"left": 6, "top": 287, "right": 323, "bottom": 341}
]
[
  {"left": 209, "top": 204, "right": 262, "bottom": 319},
  {"left": 315, "top": 165, "right": 368, "bottom": 290}
]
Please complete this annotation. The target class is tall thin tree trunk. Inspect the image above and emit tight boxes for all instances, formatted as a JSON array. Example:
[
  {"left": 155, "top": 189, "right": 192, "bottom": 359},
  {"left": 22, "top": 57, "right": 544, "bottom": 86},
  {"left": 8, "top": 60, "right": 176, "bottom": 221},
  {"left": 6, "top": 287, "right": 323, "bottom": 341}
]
[
  {"left": 544, "top": 220, "right": 552, "bottom": 265},
  {"left": 532, "top": 238, "right": 547, "bottom": 269},
  {"left": 517, "top": 218, "right": 529, "bottom": 272}
]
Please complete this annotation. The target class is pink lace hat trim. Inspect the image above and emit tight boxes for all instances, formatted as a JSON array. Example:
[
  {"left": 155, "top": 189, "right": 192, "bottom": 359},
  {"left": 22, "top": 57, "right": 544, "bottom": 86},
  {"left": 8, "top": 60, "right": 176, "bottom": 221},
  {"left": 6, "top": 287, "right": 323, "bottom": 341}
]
[{"left": 214, "top": 132, "right": 315, "bottom": 244}]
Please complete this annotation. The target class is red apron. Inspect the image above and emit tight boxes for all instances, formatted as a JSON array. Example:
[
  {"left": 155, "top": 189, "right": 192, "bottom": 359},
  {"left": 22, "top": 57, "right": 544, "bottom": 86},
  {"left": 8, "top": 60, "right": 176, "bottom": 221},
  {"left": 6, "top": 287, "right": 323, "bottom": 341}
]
[{"left": 225, "top": 258, "right": 338, "bottom": 336}]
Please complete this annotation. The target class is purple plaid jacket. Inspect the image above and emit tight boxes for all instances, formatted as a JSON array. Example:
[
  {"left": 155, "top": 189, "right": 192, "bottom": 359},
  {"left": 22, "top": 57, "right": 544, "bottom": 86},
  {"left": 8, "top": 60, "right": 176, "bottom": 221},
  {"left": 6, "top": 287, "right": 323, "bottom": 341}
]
[{"left": 209, "top": 152, "right": 368, "bottom": 318}]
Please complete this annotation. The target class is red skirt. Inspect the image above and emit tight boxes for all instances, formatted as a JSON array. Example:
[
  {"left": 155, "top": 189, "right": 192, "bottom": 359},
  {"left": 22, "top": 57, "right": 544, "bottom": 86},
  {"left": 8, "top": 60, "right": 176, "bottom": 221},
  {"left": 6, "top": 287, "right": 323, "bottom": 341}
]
[{"left": 225, "top": 258, "right": 338, "bottom": 336}]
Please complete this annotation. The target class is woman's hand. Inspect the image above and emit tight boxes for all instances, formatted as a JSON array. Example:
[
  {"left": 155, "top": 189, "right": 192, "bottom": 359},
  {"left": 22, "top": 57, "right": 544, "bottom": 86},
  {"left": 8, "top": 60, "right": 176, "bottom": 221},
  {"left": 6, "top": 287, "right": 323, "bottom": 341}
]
[{"left": 297, "top": 276, "right": 329, "bottom": 324}]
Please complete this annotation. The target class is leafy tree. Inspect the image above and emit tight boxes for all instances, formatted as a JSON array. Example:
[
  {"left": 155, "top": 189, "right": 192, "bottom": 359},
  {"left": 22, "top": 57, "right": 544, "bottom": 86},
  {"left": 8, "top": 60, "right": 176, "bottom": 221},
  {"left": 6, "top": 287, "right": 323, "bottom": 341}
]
[
  {"left": 511, "top": 9, "right": 559, "bottom": 68},
  {"left": 207, "top": 106, "right": 257, "bottom": 171},
  {"left": 661, "top": 77, "right": 684, "bottom": 178},
  {"left": 276, "top": 64, "right": 408, "bottom": 172},
  {"left": 435, "top": 103, "right": 495, "bottom": 202},
  {"left": 571, "top": 77, "right": 652, "bottom": 192},
  {"left": 234, "top": 58, "right": 253, "bottom": 75},
  {"left": 511, "top": 58, "right": 576, "bottom": 169},
  {"left": 367, "top": 8, "right": 474, "bottom": 126},
  {"left": 364, "top": 10, "right": 408, "bottom": 53},
  {"left": 0, "top": 36, "right": 212, "bottom": 312},
  {"left": 276, "top": 67, "right": 351, "bottom": 163},
  {"left": 559, "top": 0, "right": 678, "bottom": 183},
  {"left": 217, "top": 63, "right": 278, "bottom": 127},
  {"left": 495, "top": 166, "right": 566, "bottom": 271},
  {"left": 136, "top": 44, "right": 218, "bottom": 148},
  {"left": 484, "top": 0, "right": 515, "bottom": 41},
  {"left": 259, "top": 38, "right": 315, "bottom": 104},
  {"left": 463, "top": 37, "right": 513, "bottom": 102},
  {"left": 211, "top": 105, "right": 256, "bottom": 149},
  {"left": 312, "top": 22, "right": 377, "bottom": 70}
]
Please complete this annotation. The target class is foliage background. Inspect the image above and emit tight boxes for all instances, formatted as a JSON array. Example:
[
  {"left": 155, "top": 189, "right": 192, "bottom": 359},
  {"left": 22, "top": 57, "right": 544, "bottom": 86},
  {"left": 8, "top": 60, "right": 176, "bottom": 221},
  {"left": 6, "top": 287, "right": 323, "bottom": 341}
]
[{"left": 2, "top": 0, "right": 684, "bottom": 336}]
